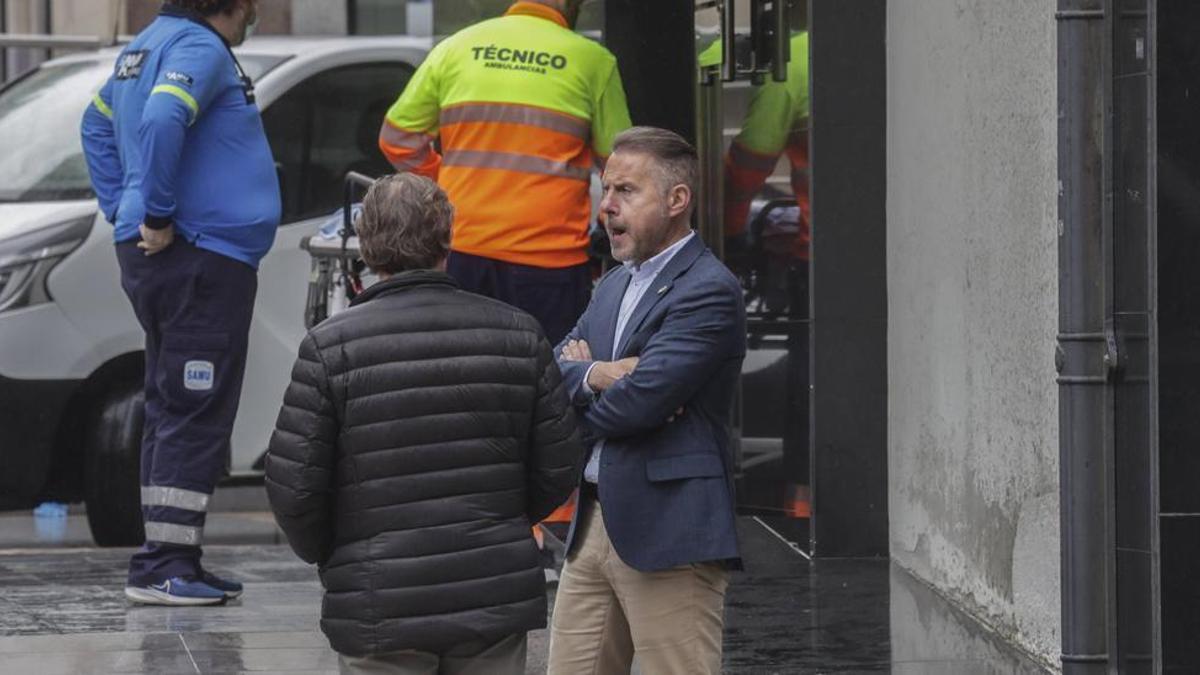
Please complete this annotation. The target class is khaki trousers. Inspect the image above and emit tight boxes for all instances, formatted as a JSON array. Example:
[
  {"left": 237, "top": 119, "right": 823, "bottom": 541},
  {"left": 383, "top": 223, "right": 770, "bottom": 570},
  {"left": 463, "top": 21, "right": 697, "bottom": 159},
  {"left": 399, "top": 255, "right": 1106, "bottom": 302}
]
[
  {"left": 547, "top": 501, "right": 729, "bottom": 675},
  {"left": 337, "top": 633, "right": 526, "bottom": 675}
]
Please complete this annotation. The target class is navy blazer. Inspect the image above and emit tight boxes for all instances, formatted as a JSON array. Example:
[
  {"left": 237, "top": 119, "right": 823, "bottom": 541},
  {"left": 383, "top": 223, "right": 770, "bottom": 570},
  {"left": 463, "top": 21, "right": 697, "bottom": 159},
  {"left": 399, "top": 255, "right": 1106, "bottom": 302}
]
[{"left": 555, "top": 234, "right": 746, "bottom": 571}]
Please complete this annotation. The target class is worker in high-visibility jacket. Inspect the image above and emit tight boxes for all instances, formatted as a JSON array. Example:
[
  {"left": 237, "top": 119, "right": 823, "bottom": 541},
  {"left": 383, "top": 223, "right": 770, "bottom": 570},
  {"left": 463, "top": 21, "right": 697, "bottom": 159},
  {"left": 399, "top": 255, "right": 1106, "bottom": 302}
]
[
  {"left": 379, "top": 0, "right": 632, "bottom": 345},
  {"left": 703, "top": 20, "right": 812, "bottom": 521},
  {"left": 715, "top": 30, "right": 810, "bottom": 262}
]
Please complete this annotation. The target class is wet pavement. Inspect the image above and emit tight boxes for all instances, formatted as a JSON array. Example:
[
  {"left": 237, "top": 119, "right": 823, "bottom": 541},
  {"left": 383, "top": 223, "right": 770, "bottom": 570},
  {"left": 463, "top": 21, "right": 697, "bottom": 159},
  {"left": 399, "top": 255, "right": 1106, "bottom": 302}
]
[
  {"left": 0, "top": 499, "right": 1052, "bottom": 674},
  {"left": 0, "top": 488, "right": 283, "bottom": 550}
]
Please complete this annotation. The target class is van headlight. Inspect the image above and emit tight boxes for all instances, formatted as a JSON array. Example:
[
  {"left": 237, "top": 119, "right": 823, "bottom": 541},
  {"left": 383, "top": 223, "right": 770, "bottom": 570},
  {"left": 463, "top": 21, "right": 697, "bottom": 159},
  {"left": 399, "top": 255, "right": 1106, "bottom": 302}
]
[{"left": 0, "top": 216, "right": 93, "bottom": 313}]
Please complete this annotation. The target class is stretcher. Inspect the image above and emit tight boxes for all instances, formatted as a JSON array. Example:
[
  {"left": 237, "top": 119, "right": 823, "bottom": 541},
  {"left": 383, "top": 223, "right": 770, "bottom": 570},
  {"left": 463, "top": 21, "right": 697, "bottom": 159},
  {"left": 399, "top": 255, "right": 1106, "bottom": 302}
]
[{"left": 300, "top": 172, "right": 374, "bottom": 328}]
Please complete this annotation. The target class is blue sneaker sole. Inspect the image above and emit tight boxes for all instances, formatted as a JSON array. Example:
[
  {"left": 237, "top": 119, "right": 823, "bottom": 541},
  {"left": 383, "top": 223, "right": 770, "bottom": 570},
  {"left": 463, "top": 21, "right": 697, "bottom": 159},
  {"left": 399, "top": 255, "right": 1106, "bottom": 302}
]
[
  {"left": 124, "top": 586, "right": 226, "bottom": 606},
  {"left": 200, "top": 574, "right": 243, "bottom": 600}
]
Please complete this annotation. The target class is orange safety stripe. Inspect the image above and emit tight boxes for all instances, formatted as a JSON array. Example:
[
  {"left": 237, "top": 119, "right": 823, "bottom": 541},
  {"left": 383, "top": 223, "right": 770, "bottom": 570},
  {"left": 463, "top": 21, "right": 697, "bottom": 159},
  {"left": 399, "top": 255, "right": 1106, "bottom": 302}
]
[
  {"left": 384, "top": 143, "right": 437, "bottom": 173},
  {"left": 440, "top": 102, "right": 590, "bottom": 140},
  {"left": 441, "top": 119, "right": 589, "bottom": 164},
  {"left": 443, "top": 149, "right": 591, "bottom": 182},
  {"left": 439, "top": 164, "right": 591, "bottom": 267},
  {"left": 379, "top": 121, "right": 433, "bottom": 149},
  {"left": 379, "top": 121, "right": 441, "bottom": 178}
]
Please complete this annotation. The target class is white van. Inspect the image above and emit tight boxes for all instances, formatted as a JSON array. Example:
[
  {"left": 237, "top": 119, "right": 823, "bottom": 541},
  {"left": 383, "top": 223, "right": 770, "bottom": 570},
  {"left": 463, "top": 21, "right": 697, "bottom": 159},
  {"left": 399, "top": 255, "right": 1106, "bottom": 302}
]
[{"left": 0, "top": 36, "right": 429, "bottom": 545}]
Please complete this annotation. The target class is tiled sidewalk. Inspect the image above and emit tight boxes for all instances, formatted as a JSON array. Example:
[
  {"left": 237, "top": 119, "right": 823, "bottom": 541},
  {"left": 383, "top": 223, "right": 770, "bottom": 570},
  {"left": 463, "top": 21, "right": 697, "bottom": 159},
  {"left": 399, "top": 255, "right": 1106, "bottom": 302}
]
[{"left": 0, "top": 519, "right": 1051, "bottom": 674}]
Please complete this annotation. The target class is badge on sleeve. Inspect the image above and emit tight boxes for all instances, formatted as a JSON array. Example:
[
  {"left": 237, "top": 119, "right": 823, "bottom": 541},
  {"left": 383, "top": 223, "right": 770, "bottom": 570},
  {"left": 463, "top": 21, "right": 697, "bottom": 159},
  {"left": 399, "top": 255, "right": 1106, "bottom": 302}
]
[
  {"left": 164, "top": 71, "right": 195, "bottom": 87},
  {"left": 115, "top": 50, "right": 148, "bottom": 80},
  {"left": 184, "top": 360, "right": 215, "bottom": 391}
]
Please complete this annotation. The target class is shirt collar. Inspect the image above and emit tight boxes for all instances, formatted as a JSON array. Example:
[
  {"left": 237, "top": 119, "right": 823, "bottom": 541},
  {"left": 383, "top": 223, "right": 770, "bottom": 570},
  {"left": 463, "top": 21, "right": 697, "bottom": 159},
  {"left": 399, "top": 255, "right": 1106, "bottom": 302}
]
[
  {"left": 505, "top": 1, "right": 569, "bottom": 28},
  {"left": 625, "top": 231, "right": 696, "bottom": 282}
]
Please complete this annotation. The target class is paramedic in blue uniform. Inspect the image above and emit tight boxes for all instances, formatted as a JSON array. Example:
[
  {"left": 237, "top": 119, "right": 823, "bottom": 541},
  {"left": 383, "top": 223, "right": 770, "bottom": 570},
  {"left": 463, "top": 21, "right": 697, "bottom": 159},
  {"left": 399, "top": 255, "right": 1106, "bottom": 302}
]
[{"left": 80, "top": 0, "right": 277, "bottom": 606}]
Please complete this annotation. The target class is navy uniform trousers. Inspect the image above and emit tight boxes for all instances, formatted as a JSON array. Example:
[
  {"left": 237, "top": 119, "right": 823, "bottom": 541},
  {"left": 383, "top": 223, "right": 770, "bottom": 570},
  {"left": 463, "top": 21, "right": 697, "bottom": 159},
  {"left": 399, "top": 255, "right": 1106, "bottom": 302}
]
[
  {"left": 116, "top": 239, "right": 256, "bottom": 584},
  {"left": 446, "top": 250, "right": 591, "bottom": 345}
]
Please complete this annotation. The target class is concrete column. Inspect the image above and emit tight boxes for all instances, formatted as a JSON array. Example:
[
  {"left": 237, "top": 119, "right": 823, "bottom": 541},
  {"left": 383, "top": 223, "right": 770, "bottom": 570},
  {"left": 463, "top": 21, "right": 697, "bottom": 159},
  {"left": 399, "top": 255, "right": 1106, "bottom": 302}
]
[{"left": 887, "top": 0, "right": 1060, "bottom": 664}]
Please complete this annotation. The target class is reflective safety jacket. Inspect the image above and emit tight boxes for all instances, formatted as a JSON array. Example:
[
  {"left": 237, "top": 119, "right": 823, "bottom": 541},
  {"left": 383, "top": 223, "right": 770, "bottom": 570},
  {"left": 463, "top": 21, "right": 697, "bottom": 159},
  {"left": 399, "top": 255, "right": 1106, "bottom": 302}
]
[
  {"left": 715, "top": 32, "right": 810, "bottom": 261},
  {"left": 380, "top": 2, "right": 631, "bottom": 269},
  {"left": 80, "top": 4, "right": 280, "bottom": 268}
]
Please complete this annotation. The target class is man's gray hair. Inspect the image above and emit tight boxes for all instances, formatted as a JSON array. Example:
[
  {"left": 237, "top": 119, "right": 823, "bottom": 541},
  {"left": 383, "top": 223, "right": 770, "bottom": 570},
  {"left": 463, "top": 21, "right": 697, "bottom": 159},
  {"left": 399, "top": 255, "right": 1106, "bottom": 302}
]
[
  {"left": 358, "top": 173, "right": 453, "bottom": 275},
  {"left": 611, "top": 126, "right": 699, "bottom": 204}
]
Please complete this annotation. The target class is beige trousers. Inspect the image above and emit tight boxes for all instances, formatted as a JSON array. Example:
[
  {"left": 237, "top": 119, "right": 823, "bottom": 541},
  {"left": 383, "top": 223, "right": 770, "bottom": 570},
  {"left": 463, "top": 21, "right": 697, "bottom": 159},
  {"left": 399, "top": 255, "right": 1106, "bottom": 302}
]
[
  {"left": 547, "top": 501, "right": 729, "bottom": 675},
  {"left": 337, "top": 633, "right": 526, "bottom": 675}
]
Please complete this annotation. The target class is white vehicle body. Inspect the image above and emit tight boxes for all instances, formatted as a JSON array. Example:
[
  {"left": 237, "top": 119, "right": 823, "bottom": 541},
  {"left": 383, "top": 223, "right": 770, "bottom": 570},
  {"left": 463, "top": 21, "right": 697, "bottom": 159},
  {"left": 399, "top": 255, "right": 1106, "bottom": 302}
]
[{"left": 0, "top": 37, "right": 429, "bottom": 541}]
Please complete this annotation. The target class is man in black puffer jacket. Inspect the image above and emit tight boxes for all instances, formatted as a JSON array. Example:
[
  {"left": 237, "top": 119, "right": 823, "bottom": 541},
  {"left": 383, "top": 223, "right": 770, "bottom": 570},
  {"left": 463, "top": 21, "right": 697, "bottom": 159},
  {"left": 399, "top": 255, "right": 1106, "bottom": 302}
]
[{"left": 266, "top": 173, "right": 584, "bottom": 674}]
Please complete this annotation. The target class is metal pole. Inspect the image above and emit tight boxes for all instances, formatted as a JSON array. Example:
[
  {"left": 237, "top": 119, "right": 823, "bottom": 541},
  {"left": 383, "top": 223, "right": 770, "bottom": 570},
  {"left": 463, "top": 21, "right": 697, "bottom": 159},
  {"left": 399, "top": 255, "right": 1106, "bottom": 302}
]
[
  {"left": 722, "top": 0, "right": 736, "bottom": 82},
  {"left": 1056, "top": 0, "right": 1116, "bottom": 672},
  {"left": 1, "top": 0, "right": 7, "bottom": 84},
  {"left": 695, "top": 68, "right": 724, "bottom": 256},
  {"left": 1147, "top": 2, "right": 1162, "bottom": 668},
  {"left": 771, "top": 0, "right": 787, "bottom": 82},
  {"left": 42, "top": 0, "right": 51, "bottom": 62}
]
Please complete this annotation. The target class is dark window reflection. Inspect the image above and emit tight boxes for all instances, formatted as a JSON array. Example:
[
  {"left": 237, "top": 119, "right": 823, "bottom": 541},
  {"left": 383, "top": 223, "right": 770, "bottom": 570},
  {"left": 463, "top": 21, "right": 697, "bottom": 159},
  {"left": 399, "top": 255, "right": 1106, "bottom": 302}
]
[
  {"left": 711, "top": 4, "right": 812, "bottom": 539},
  {"left": 1158, "top": 0, "right": 1200, "bottom": 669}
]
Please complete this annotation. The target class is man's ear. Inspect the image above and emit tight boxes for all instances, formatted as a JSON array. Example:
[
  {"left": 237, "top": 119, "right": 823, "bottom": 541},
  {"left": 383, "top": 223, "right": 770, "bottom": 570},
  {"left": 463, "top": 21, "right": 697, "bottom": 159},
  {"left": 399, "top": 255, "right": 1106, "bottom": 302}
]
[{"left": 667, "top": 184, "right": 692, "bottom": 219}]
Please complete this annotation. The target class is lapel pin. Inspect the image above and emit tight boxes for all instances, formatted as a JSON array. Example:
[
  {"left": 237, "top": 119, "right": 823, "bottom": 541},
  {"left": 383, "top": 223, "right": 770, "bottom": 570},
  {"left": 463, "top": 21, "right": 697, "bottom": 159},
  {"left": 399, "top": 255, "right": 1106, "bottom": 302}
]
[{"left": 657, "top": 285, "right": 669, "bottom": 295}]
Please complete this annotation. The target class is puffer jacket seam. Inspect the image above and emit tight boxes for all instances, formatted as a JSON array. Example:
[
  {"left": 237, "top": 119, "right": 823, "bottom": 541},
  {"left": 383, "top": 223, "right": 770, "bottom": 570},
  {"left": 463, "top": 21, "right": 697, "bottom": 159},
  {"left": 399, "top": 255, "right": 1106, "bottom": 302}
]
[
  {"left": 350, "top": 585, "right": 545, "bottom": 622},
  {"left": 316, "top": 322, "right": 542, "bottom": 355},
  {"left": 349, "top": 460, "right": 522, "bottom": 486},
  {"left": 344, "top": 409, "right": 530, "bottom": 434},
  {"left": 323, "top": 596, "right": 546, "bottom": 631},
  {"left": 345, "top": 381, "right": 533, "bottom": 409},
  {"left": 325, "top": 535, "right": 534, "bottom": 570},
  {"left": 334, "top": 354, "right": 537, "bottom": 381},
  {"left": 351, "top": 485, "right": 524, "bottom": 512},
  {"left": 319, "top": 518, "right": 525, "bottom": 572}
]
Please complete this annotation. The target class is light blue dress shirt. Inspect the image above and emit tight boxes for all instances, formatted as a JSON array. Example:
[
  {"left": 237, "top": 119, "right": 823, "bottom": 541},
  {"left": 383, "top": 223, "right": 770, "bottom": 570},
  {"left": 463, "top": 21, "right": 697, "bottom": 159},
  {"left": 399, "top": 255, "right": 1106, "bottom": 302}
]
[{"left": 582, "top": 231, "right": 697, "bottom": 484}]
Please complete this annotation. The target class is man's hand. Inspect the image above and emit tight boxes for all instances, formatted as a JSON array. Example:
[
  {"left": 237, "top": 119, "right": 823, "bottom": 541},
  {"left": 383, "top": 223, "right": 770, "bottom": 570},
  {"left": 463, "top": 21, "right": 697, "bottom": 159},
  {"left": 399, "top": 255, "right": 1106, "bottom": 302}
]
[
  {"left": 561, "top": 339, "right": 593, "bottom": 362},
  {"left": 560, "top": 339, "right": 638, "bottom": 392},
  {"left": 586, "top": 357, "right": 639, "bottom": 393},
  {"left": 138, "top": 223, "right": 175, "bottom": 256}
]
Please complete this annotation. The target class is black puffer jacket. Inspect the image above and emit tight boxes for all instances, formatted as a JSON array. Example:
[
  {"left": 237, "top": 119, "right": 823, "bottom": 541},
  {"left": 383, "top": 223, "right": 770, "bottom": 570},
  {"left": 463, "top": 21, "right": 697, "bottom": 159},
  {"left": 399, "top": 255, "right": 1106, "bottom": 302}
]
[{"left": 265, "top": 271, "right": 583, "bottom": 657}]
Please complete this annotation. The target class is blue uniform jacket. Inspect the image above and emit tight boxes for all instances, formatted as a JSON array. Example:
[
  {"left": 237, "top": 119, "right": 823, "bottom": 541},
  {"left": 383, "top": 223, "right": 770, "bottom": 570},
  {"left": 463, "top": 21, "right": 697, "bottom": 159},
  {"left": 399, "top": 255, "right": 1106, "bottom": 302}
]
[
  {"left": 555, "top": 234, "right": 747, "bottom": 571},
  {"left": 80, "top": 3, "right": 280, "bottom": 268}
]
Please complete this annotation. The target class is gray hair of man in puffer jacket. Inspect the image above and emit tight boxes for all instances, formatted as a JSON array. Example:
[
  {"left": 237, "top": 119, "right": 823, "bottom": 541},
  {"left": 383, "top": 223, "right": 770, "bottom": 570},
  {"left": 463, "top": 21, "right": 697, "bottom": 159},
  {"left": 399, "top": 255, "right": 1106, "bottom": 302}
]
[{"left": 357, "top": 173, "right": 454, "bottom": 277}]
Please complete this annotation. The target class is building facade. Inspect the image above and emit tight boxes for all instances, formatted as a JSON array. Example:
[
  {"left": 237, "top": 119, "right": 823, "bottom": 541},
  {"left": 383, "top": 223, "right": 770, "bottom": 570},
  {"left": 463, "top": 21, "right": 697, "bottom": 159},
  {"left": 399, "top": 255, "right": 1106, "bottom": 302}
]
[{"left": 887, "top": 0, "right": 1061, "bottom": 664}]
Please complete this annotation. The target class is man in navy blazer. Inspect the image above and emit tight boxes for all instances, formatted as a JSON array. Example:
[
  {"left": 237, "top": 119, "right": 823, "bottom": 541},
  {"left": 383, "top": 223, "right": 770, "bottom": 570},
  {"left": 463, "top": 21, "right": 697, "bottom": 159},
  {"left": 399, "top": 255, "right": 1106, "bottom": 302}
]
[{"left": 546, "top": 127, "right": 747, "bottom": 675}]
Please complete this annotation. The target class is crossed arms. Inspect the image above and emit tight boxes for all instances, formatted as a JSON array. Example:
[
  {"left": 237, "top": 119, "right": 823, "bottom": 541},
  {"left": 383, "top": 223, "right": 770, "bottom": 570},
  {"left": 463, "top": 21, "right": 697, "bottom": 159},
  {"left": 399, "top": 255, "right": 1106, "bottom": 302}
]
[{"left": 554, "top": 273, "right": 744, "bottom": 441}]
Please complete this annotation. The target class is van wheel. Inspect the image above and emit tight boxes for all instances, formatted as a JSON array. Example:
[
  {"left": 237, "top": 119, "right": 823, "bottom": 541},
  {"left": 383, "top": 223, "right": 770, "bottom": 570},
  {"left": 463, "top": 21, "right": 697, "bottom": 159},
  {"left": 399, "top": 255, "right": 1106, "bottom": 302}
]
[{"left": 84, "top": 382, "right": 145, "bottom": 547}]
